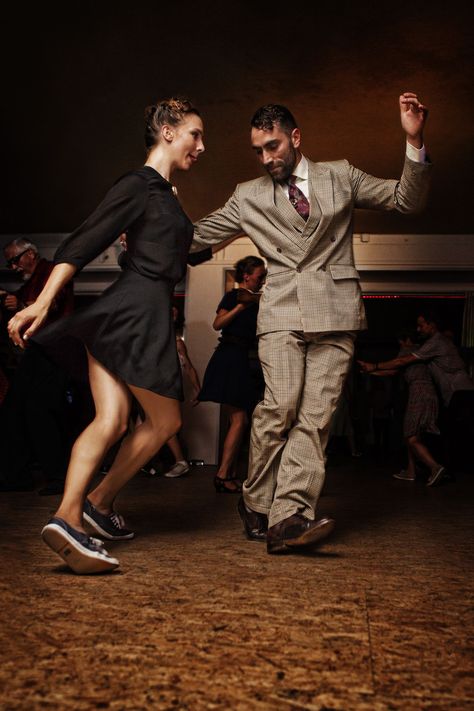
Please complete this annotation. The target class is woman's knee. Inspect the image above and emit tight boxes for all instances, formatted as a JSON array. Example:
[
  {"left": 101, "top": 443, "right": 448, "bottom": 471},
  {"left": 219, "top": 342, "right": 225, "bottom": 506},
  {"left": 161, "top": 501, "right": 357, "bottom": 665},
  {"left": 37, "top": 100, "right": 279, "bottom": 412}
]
[
  {"left": 155, "top": 413, "right": 182, "bottom": 440},
  {"left": 93, "top": 414, "right": 129, "bottom": 444}
]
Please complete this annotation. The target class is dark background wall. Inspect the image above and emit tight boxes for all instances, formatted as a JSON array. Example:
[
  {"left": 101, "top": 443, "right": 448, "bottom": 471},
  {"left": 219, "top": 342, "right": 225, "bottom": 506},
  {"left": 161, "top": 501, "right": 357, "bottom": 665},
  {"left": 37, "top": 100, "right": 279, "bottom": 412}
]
[{"left": 1, "top": 0, "right": 473, "bottom": 235}]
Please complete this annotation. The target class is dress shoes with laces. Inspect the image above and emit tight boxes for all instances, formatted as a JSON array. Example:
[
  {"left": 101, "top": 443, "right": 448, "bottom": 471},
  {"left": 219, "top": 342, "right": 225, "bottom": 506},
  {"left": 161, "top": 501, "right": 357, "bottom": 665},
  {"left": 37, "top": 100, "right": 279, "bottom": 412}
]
[
  {"left": 266, "top": 513, "right": 335, "bottom": 554},
  {"left": 237, "top": 496, "right": 268, "bottom": 541}
]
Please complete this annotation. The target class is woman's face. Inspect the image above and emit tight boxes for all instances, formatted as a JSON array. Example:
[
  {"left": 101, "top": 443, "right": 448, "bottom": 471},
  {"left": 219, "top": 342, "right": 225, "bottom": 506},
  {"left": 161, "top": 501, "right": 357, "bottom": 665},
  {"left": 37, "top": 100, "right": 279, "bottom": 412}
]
[
  {"left": 171, "top": 114, "right": 205, "bottom": 170},
  {"left": 242, "top": 265, "right": 267, "bottom": 292}
]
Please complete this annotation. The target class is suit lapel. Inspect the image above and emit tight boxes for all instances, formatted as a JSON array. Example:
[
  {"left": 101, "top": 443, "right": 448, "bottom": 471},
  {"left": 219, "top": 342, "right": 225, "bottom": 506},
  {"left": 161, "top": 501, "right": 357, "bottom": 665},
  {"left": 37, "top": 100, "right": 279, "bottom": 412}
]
[
  {"left": 302, "top": 161, "right": 335, "bottom": 250},
  {"left": 254, "top": 162, "right": 335, "bottom": 254},
  {"left": 256, "top": 178, "right": 307, "bottom": 253}
]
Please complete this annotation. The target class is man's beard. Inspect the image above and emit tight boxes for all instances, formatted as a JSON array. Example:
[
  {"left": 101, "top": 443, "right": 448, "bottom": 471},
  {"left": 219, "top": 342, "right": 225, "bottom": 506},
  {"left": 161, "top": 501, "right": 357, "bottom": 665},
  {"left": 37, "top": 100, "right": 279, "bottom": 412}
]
[{"left": 265, "top": 144, "right": 298, "bottom": 184}]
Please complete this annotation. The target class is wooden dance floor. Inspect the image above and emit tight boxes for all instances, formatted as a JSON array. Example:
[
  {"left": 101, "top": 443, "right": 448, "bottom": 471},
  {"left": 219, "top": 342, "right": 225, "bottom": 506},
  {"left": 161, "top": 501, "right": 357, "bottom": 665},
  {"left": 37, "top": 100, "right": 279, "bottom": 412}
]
[{"left": 1, "top": 456, "right": 473, "bottom": 710}]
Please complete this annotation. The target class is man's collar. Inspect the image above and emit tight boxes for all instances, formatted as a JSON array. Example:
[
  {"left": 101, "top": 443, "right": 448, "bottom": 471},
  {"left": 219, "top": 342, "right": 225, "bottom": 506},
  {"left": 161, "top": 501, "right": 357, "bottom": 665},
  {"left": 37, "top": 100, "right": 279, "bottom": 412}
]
[{"left": 292, "top": 154, "right": 308, "bottom": 181}]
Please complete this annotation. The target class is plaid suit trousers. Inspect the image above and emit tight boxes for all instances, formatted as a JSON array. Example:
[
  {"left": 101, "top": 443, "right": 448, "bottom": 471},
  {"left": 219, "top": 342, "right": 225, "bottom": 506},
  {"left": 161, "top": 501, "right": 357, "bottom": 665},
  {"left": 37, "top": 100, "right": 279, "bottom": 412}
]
[{"left": 243, "top": 330, "right": 355, "bottom": 527}]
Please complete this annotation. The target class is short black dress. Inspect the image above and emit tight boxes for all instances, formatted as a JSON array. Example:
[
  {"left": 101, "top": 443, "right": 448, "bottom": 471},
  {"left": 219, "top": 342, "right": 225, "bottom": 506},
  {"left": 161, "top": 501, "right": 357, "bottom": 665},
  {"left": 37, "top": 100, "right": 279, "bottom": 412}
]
[
  {"left": 198, "top": 290, "right": 263, "bottom": 411},
  {"left": 34, "top": 167, "right": 193, "bottom": 400}
]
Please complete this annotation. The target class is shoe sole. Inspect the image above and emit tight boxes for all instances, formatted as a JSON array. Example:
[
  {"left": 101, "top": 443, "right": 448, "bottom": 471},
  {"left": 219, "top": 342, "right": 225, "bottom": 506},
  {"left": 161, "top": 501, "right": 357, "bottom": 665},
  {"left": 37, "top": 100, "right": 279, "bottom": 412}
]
[
  {"left": 393, "top": 474, "right": 415, "bottom": 481},
  {"left": 83, "top": 512, "right": 135, "bottom": 540},
  {"left": 42, "top": 523, "right": 120, "bottom": 574},
  {"left": 268, "top": 519, "right": 335, "bottom": 554},
  {"left": 164, "top": 469, "right": 190, "bottom": 478}
]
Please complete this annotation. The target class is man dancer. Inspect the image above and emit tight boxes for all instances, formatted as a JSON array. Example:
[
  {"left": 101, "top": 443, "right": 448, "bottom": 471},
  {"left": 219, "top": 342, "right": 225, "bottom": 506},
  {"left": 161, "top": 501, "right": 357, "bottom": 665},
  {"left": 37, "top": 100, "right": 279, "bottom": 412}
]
[{"left": 192, "top": 92, "right": 431, "bottom": 553}]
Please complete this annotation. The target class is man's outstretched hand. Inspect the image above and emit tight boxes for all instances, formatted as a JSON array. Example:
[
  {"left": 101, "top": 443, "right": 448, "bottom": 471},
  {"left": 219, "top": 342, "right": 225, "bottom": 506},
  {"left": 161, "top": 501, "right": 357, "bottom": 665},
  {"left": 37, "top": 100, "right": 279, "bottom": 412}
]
[{"left": 400, "top": 92, "right": 428, "bottom": 148}]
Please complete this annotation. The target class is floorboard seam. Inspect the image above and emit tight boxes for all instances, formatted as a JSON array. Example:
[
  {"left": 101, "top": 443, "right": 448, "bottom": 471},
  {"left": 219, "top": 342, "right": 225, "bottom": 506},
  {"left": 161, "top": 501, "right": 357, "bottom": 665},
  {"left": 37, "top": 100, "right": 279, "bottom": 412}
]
[{"left": 364, "top": 589, "right": 376, "bottom": 695}]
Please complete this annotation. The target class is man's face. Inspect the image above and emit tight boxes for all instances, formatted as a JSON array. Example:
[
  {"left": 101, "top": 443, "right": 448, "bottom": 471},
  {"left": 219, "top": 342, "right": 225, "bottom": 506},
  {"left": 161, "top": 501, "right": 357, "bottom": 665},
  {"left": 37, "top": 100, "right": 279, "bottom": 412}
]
[
  {"left": 416, "top": 316, "right": 436, "bottom": 340},
  {"left": 4, "top": 245, "right": 38, "bottom": 280},
  {"left": 251, "top": 124, "right": 301, "bottom": 183}
]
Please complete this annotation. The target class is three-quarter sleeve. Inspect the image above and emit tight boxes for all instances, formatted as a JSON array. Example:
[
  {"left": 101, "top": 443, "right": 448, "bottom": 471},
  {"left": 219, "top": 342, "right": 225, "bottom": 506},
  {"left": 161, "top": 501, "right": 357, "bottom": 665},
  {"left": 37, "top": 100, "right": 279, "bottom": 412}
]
[
  {"left": 187, "top": 247, "right": 212, "bottom": 266},
  {"left": 54, "top": 172, "right": 149, "bottom": 270}
]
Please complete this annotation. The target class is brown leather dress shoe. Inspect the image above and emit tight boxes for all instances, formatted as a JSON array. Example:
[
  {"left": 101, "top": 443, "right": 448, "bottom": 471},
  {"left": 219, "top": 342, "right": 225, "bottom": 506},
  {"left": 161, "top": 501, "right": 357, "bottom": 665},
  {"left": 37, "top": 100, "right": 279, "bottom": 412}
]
[
  {"left": 238, "top": 496, "right": 268, "bottom": 541},
  {"left": 267, "top": 513, "right": 335, "bottom": 554}
]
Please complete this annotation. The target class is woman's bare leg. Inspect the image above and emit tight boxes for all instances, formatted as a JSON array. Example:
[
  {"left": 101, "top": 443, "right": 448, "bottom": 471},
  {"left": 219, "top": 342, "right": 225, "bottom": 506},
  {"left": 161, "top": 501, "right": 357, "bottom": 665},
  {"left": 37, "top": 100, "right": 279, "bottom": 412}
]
[
  {"left": 55, "top": 352, "right": 132, "bottom": 531},
  {"left": 88, "top": 384, "right": 181, "bottom": 512},
  {"left": 407, "top": 434, "right": 441, "bottom": 473},
  {"left": 167, "top": 434, "right": 185, "bottom": 463},
  {"left": 216, "top": 406, "right": 248, "bottom": 488},
  {"left": 406, "top": 445, "right": 416, "bottom": 479}
]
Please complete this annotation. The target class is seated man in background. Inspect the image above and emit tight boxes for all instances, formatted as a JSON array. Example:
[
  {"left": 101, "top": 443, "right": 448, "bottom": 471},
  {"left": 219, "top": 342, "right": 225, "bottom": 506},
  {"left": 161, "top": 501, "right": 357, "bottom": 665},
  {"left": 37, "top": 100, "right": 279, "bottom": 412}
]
[{"left": 0, "top": 238, "right": 74, "bottom": 495}]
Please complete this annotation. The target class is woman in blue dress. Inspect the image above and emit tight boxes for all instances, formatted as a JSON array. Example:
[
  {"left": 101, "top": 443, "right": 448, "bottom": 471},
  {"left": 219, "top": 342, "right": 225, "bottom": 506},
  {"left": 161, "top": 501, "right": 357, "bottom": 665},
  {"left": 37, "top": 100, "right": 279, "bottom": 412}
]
[{"left": 8, "top": 98, "right": 205, "bottom": 574}]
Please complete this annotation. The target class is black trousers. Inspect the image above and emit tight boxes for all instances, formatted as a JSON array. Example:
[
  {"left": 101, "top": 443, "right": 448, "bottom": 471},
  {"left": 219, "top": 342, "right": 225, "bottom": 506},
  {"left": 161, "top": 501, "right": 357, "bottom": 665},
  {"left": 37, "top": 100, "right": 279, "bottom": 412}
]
[{"left": 0, "top": 345, "right": 71, "bottom": 485}]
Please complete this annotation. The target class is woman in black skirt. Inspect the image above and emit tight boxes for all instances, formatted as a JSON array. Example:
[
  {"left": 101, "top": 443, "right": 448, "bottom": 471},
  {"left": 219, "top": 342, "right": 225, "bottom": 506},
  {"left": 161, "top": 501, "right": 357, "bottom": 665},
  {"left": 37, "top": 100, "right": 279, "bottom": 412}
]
[
  {"left": 198, "top": 256, "right": 266, "bottom": 492},
  {"left": 8, "top": 98, "right": 205, "bottom": 574}
]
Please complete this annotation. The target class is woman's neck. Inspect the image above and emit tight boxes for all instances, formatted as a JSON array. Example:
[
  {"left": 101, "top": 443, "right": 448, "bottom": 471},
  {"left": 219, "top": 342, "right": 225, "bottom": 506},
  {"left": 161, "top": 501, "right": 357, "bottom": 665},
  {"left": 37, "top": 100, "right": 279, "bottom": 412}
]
[{"left": 145, "top": 146, "right": 173, "bottom": 182}]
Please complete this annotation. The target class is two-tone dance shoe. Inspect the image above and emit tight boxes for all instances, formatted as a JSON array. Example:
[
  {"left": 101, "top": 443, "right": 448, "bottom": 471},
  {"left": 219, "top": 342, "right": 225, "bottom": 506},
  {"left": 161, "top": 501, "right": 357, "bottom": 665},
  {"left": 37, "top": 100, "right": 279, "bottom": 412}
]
[
  {"left": 237, "top": 496, "right": 268, "bottom": 541},
  {"left": 266, "top": 513, "right": 335, "bottom": 554},
  {"left": 41, "top": 517, "right": 119, "bottom": 574},
  {"left": 83, "top": 498, "right": 135, "bottom": 540}
]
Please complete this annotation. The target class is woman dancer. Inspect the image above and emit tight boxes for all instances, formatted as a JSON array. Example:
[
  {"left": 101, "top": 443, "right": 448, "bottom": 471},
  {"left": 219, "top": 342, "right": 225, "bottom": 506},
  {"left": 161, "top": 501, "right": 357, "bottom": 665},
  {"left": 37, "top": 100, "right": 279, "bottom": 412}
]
[
  {"left": 198, "top": 256, "right": 266, "bottom": 492},
  {"left": 8, "top": 98, "right": 205, "bottom": 573}
]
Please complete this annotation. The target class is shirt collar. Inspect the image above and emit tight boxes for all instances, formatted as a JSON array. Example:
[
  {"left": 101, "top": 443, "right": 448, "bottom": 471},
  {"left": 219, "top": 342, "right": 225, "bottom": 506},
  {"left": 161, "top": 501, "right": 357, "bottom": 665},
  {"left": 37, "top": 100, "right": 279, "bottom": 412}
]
[{"left": 292, "top": 154, "right": 308, "bottom": 182}]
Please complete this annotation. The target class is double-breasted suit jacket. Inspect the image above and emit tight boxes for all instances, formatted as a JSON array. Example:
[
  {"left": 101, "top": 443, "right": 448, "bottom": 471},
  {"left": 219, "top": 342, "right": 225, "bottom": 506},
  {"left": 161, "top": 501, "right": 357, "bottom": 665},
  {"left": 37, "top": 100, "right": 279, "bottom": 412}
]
[
  {"left": 192, "top": 156, "right": 431, "bottom": 334},
  {"left": 193, "top": 154, "right": 431, "bottom": 526}
]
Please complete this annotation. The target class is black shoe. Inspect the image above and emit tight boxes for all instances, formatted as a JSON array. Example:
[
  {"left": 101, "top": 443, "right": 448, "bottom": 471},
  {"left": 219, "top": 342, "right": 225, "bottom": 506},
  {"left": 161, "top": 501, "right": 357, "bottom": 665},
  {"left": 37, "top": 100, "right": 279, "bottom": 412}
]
[
  {"left": 214, "top": 475, "right": 242, "bottom": 494},
  {"left": 83, "top": 498, "right": 135, "bottom": 540},
  {"left": 238, "top": 496, "right": 268, "bottom": 541},
  {"left": 38, "top": 482, "right": 64, "bottom": 496},
  {"left": 267, "top": 514, "right": 335, "bottom": 554},
  {"left": 41, "top": 517, "right": 119, "bottom": 574}
]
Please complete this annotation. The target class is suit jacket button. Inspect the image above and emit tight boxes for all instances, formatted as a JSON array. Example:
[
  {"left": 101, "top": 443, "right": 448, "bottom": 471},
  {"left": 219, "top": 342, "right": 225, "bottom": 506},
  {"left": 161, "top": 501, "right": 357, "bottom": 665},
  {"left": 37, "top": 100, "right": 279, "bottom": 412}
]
[
  {"left": 321, "top": 266, "right": 326, "bottom": 271},
  {"left": 296, "top": 266, "right": 302, "bottom": 273},
  {"left": 330, "top": 236, "right": 336, "bottom": 242},
  {"left": 276, "top": 247, "right": 282, "bottom": 253}
]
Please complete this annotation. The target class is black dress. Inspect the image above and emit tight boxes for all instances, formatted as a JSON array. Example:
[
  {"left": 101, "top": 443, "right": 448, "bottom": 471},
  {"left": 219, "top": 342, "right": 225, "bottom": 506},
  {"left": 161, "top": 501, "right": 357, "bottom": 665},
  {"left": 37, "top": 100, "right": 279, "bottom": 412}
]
[
  {"left": 34, "top": 167, "right": 193, "bottom": 400},
  {"left": 198, "top": 290, "right": 263, "bottom": 411}
]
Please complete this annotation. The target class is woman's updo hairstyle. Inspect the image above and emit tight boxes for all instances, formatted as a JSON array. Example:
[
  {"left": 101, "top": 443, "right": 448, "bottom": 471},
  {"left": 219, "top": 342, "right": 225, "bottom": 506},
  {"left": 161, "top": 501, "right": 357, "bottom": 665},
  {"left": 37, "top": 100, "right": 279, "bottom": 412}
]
[
  {"left": 144, "top": 98, "right": 200, "bottom": 152},
  {"left": 234, "top": 255, "right": 266, "bottom": 283}
]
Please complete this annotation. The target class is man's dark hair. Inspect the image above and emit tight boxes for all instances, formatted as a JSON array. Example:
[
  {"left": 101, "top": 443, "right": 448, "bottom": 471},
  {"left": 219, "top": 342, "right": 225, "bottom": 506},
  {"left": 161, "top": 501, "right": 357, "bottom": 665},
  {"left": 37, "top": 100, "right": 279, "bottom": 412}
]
[
  {"left": 250, "top": 104, "right": 298, "bottom": 135},
  {"left": 397, "top": 329, "right": 418, "bottom": 344},
  {"left": 418, "top": 310, "right": 441, "bottom": 328}
]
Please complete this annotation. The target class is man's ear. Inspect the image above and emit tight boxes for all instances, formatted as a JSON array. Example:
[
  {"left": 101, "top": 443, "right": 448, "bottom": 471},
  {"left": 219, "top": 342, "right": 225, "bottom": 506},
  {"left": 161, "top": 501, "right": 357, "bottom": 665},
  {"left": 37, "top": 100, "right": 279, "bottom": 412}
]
[{"left": 291, "top": 127, "right": 301, "bottom": 149}]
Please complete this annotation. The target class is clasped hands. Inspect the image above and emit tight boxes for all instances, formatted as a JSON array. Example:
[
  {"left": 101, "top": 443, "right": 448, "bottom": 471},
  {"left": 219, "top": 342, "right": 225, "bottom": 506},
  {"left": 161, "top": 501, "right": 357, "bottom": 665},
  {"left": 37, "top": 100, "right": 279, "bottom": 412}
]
[
  {"left": 237, "top": 288, "right": 261, "bottom": 306},
  {"left": 357, "top": 360, "right": 378, "bottom": 373}
]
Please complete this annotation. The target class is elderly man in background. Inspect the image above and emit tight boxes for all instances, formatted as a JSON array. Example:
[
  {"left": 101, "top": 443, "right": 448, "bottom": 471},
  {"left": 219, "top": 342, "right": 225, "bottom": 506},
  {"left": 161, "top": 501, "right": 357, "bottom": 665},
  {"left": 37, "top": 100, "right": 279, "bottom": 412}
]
[{"left": 0, "top": 238, "right": 74, "bottom": 495}]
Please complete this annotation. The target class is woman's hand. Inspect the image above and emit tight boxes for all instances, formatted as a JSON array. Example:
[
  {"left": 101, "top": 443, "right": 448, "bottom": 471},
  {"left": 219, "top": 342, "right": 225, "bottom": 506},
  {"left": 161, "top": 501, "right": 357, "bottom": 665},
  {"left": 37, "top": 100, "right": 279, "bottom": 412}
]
[
  {"left": 236, "top": 288, "right": 261, "bottom": 306},
  {"left": 357, "top": 359, "right": 377, "bottom": 373},
  {"left": 7, "top": 301, "right": 50, "bottom": 348}
]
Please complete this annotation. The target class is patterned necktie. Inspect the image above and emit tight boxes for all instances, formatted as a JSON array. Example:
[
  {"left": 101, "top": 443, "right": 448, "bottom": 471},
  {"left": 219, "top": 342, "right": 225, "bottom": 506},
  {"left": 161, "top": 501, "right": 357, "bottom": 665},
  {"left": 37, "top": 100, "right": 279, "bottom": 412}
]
[{"left": 288, "top": 175, "right": 310, "bottom": 221}]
